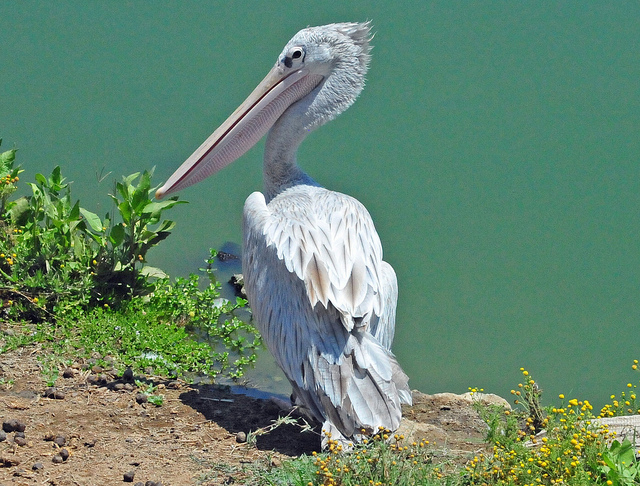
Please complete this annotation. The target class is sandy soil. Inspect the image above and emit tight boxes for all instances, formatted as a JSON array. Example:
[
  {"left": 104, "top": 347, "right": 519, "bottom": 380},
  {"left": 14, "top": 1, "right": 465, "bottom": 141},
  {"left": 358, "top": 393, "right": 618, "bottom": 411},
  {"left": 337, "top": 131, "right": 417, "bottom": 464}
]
[{"left": 0, "top": 344, "right": 508, "bottom": 485}]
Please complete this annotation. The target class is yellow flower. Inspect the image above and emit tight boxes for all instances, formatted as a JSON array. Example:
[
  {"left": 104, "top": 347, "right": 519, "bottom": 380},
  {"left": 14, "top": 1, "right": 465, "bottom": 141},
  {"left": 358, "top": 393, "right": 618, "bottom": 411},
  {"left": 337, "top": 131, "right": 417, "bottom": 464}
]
[{"left": 559, "top": 394, "right": 565, "bottom": 399}]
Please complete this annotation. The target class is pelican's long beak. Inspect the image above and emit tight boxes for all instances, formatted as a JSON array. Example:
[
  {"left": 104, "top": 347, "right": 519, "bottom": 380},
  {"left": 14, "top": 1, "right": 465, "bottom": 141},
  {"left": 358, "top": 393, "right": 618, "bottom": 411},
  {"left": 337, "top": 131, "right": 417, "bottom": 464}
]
[{"left": 156, "top": 64, "right": 323, "bottom": 199}]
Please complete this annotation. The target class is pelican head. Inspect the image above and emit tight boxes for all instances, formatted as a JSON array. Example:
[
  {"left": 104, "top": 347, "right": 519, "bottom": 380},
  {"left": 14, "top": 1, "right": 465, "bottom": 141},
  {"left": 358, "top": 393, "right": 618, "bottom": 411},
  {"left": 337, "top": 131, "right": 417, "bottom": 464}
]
[{"left": 156, "top": 22, "right": 372, "bottom": 198}]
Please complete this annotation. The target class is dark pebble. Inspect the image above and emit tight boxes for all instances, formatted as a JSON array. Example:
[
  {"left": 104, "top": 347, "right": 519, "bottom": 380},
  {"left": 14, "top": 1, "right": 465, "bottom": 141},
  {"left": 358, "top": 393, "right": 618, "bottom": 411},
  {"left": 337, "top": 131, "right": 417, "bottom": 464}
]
[
  {"left": 44, "top": 387, "right": 66, "bottom": 399},
  {"left": 15, "top": 431, "right": 25, "bottom": 438},
  {"left": 59, "top": 448, "right": 70, "bottom": 460},
  {"left": 135, "top": 393, "right": 148, "bottom": 404},
  {"left": 62, "top": 368, "right": 75, "bottom": 378},
  {"left": 3, "top": 418, "right": 25, "bottom": 433},
  {"left": 54, "top": 435, "right": 66, "bottom": 447},
  {"left": 52, "top": 454, "right": 64, "bottom": 464},
  {"left": 14, "top": 436, "right": 27, "bottom": 446},
  {"left": 0, "top": 430, "right": 6, "bottom": 441},
  {"left": 122, "top": 367, "right": 134, "bottom": 382},
  {"left": 236, "top": 431, "right": 247, "bottom": 443},
  {"left": 124, "top": 470, "right": 136, "bottom": 482},
  {"left": 32, "top": 462, "right": 44, "bottom": 470}
]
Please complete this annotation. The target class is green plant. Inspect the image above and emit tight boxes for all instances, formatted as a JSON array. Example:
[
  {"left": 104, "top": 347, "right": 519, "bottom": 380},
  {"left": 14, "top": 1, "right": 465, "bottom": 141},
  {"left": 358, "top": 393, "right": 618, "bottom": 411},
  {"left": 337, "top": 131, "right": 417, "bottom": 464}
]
[
  {"left": 0, "top": 159, "right": 185, "bottom": 312},
  {"left": 597, "top": 439, "right": 640, "bottom": 486},
  {"left": 135, "top": 379, "right": 164, "bottom": 406}
]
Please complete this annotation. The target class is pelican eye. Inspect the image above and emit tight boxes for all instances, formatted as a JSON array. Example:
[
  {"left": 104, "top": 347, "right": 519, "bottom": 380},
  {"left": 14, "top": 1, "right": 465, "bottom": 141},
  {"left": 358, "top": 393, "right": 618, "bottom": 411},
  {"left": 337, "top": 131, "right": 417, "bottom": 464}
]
[{"left": 284, "top": 47, "right": 305, "bottom": 68}]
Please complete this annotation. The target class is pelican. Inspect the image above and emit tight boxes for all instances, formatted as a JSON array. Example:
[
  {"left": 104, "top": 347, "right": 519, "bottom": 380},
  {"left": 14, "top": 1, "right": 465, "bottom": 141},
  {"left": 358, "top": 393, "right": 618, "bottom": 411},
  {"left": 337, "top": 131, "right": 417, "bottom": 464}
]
[{"left": 156, "top": 22, "right": 411, "bottom": 446}]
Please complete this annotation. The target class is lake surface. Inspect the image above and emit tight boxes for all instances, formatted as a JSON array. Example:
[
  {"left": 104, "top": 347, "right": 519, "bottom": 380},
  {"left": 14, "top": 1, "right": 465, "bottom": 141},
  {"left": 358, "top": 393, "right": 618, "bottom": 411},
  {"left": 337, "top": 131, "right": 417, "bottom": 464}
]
[{"left": 2, "top": 2, "right": 639, "bottom": 408}]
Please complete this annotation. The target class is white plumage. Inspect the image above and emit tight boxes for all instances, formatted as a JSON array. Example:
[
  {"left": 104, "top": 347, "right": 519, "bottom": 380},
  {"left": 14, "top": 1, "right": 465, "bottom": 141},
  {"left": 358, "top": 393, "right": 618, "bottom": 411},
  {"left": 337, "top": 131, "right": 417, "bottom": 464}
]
[{"left": 157, "top": 22, "right": 411, "bottom": 446}]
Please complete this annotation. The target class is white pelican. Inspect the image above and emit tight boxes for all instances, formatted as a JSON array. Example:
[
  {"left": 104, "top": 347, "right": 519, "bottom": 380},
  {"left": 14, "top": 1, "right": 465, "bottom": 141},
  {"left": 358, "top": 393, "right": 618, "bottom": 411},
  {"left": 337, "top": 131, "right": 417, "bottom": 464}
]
[{"left": 157, "top": 22, "right": 411, "bottom": 446}]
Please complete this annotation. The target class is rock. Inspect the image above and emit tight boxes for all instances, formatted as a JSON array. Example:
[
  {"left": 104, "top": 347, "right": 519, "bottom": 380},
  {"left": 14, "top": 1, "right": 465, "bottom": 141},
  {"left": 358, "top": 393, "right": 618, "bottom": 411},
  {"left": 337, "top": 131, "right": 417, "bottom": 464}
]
[
  {"left": 135, "top": 393, "right": 148, "bottom": 404},
  {"left": 32, "top": 462, "right": 44, "bottom": 470},
  {"left": 124, "top": 470, "right": 136, "bottom": 482},
  {"left": 91, "top": 365, "right": 103, "bottom": 374},
  {"left": 62, "top": 368, "right": 75, "bottom": 378},
  {"left": 235, "top": 431, "right": 247, "bottom": 443},
  {"left": 59, "top": 448, "right": 70, "bottom": 461},
  {"left": 52, "top": 454, "right": 64, "bottom": 464},
  {"left": 122, "top": 367, "right": 134, "bottom": 382},
  {"left": 54, "top": 435, "right": 66, "bottom": 447},
  {"left": 0, "top": 430, "right": 5, "bottom": 441},
  {"left": 3, "top": 418, "right": 26, "bottom": 433},
  {"left": 14, "top": 436, "right": 27, "bottom": 446},
  {"left": 14, "top": 431, "right": 25, "bottom": 438},
  {"left": 44, "top": 387, "right": 66, "bottom": 399}
]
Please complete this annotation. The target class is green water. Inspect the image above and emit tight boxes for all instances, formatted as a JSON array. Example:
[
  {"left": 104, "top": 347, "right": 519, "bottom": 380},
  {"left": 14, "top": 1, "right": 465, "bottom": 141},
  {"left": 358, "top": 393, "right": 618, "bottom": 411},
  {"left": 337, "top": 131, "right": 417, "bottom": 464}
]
[{"left": 2, "top": 2, "right": 639, "bottom": 408}]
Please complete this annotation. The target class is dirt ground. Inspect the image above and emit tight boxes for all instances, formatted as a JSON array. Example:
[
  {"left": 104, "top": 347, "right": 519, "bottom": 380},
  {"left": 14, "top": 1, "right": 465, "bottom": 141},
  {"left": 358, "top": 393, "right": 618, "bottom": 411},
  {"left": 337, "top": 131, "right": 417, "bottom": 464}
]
[{"left": 0, "top": 344, "right": 509, "bottom": 485}]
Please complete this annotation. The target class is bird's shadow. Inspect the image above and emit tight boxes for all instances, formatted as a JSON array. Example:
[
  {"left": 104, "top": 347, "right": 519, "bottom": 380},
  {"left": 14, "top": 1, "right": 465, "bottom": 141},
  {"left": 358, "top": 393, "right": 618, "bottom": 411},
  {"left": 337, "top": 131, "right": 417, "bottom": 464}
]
[{"left": 179, "top": 383, "right": 320, "bottom": 456}]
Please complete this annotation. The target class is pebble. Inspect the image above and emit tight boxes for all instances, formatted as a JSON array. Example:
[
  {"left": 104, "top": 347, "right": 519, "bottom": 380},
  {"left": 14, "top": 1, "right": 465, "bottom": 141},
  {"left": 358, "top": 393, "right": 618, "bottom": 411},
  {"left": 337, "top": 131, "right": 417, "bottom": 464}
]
[
  {"left": 62, "top": 368, "right": 75, "bottom": 378},
  {"left": 54, "top": 435, "right": 66, "bottom": 447},
  {"left": 44, "top": 387, "right": 66, "bottom": 399},
  {"left": 52, "top": 454, "right": 64, "bottom": 464},
  {"left": 32, "top": 462, "right": 44, "bottom": 470},
  {"left": 14, "top": 431, "right": 25, "bottom": 438},
  {"left": 235, "top": 431, "right": 247, "bottom": 443},
  {"left": 3, "top": 418, "right": 26, "bottom": 433},
  {"left": 91, "top": 365, "right": 104, "bottom": 374},
  {"left": 59, "top": 448, "right": 70, "bottom": 461},
  {"left": 135, "top": 393, "right": 148, "bottom": 404},
  {"left": 0, "top": 430, "right": 5, "bottom": 441},
  {"left": 14, "top": 436, "right": 27, "bottom": 446},
  {"left": 122, "top": 367, "right": 134, "bottom": 382},
  {"left": 124, "top": 470, "right": 136, "bottom": 482}
]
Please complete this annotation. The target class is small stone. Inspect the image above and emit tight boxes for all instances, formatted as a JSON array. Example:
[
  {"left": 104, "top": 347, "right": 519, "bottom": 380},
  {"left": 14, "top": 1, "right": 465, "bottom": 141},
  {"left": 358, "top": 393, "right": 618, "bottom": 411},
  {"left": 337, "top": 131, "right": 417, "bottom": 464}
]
[
  {"left": 122, "top": 368, "right": 134, "bottom": 382},
  {"left": 84, "top": 438, "right": 97, "bottom": 447},
  {"left": 59, "top": 448, "right": 69, "bottom": 460},
  {"left": 52, "top": 454, "right": 64, "bottom": 464},
  {"left": 124, "top": 383, "right": 135, "bottom": 392},
  {"left": 235, "top": 431, "right": 247, "bottom": 443},
  {"left": 114, "top": 383, "right": 125, "bottom": 391},
  {"left": 91, "top": 365, "right": 103, "bottom": 374},
  {"left": 0, "top": 430, "right": 6, "bottom": 441},
  {"left": 14, "top": 431, "right": 25, "bottom": 438},
  {"left": 54, "top": 435, "right": 66, "bottom": 447},
  {"left": 124, "top": 470, "right": 136, "bottom": 482},
  {"left": 44, "top": 387, "right": 65, "bottom": 399},
  {"left": 14, "top": 436, "right": 27, "bottom": 446},
  {"left": 135, "top": 393, "right": 148, "bottom": 404},
  {"left": 3, "top": 419, "right": 25, "bottom": 433},
  {"left": 62, "top": 368, "right": 75, "bottom": 378},
  {"left": 32, "top": 462, "right": 44, "bottom": 470}
]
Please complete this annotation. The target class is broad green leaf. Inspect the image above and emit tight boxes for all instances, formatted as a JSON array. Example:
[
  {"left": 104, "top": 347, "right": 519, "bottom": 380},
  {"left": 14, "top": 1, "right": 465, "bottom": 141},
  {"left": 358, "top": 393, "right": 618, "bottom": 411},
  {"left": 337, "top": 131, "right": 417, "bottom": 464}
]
[
  {"left": 142, "top": 200, "right": 187, "bottom": 215},
  {"left": 118, "top": 201, "right": 132, "bottom": 224},
  {"left": 80, "top": 207, "right": 103, "bottom": 232},
  {"left": 109, "top": 223, "right": 126, "bottom": 246},
  {"left": 139, "top": 266, "right": 167, "bottom": 279},
  {"left": 35, "top": 173, "right": 47, "bottom": 186}
]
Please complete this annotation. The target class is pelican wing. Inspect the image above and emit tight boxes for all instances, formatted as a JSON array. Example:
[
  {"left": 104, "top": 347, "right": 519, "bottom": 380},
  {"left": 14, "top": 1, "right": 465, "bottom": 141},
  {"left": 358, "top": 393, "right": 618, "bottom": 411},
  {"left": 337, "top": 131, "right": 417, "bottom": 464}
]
[{"left": 261, "top": 187, "right": 386, "bottom": 334}]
